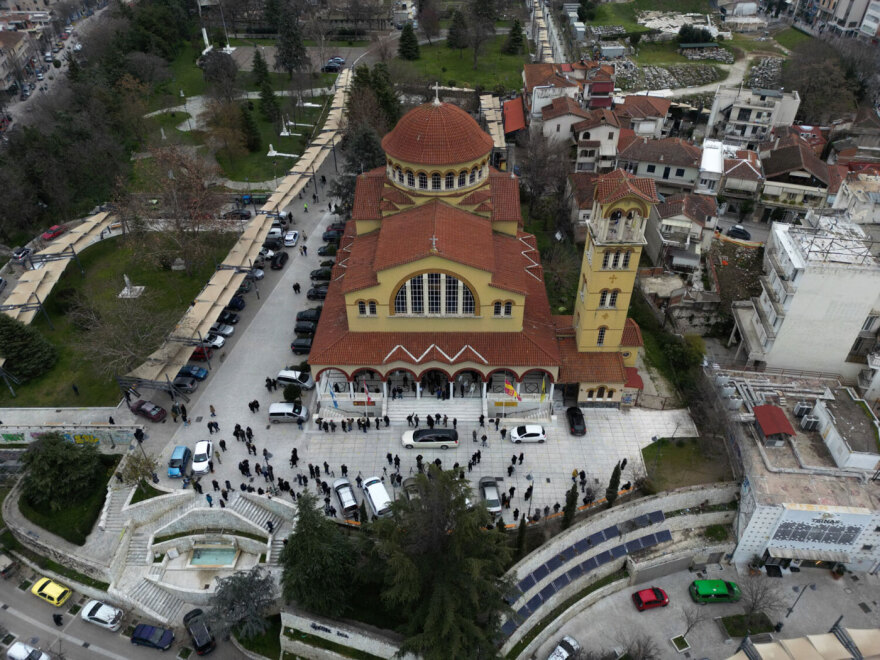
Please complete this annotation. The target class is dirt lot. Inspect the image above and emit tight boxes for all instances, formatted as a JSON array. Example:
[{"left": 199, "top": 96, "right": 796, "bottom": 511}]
[{"left": 709, "top": 239, "right": 764, "bottom": 312}]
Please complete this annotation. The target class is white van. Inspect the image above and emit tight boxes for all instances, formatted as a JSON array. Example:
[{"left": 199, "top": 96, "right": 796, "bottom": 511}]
[
  {"left": 363, "top": 477, "right": 392, "bottom": 519},
  {"left": 7, "top": 642, "right": 51, "bottom": 660},
  {"left": 268, "top": 402, "right": 309, "bottom": 423},
  {"left": 276, "top": 370, "right": 315, "bottom": 390}
]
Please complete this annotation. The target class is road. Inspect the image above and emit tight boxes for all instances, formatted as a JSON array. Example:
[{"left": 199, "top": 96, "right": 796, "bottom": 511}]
[{"left": 0, "top": 575, "right": 242, "bottom": 659}]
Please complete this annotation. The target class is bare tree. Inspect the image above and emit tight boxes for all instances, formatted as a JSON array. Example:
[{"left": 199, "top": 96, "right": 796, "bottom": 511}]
[
  {"left": 617, "top": 633, "right": 661, "bottom": 660},
  {"left": 202, "top": 50, "right": 239, "bottom": 102},
  {"left": 119, "top": 451, "right": 160, "bottom": 487},
  {"left": 419, "top": 0, "right": 441, "bottom": 45},
  {"left": 739, "top": 576, "right": 786, "bottom": 627},
  {"left": 371, "top": 34, "right": 397, "bottom": 64},
  {"left": 681, "top": 604, "right": 709, "bottom": 638},
  {"left": 542, "top": 242, "right": 580, "bottom": 298},
  {"left": 303, "top": 10, "right": 333, "bottom": 70},
  {"left": 200, "top": 99, "right": 246, "bottom": 157},
  {"left": 517, "top": 130, "right": 569, "bottom": 213},
  {"left": 125, "top": 52, "right": 172, "bottom": 88}
]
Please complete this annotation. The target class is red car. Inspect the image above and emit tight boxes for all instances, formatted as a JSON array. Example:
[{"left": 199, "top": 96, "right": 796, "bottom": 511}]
[
  {"left": 191, "top": 346, "right": 213, "bottom": 361},
  {"left": 631, "top": 587, "right": 669, "bottom": 611},
  {"left": 41, "top": 224, "right": 67, "bottom": 240},
  {"left": 130, "top": 400, "right": 167, "bottom": 422}
]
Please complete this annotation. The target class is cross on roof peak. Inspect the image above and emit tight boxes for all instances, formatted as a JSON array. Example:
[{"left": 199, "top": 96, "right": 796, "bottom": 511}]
[{"left": 429, "top": 234, "right": 439, "bottom": 252}]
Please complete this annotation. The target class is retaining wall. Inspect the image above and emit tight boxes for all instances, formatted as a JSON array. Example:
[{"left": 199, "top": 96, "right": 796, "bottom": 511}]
[{"left": 281, "top": 610, "right": 416, "bottom": 660}]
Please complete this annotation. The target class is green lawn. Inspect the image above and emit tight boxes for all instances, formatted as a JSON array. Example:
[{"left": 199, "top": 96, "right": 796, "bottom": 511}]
[
  {"left": 773, "top": 27, "right": 813, "bottom": 50},
  {"left": 726, "top": 33, "right": 787, "bottom": 55},
  {"left": 632, "top": 42, "right": 689, "bottom": 65},
  {"left": 238, "top": 614, "right": 282, "bottom": 658},
  {"left": 130, "top": 480, "right": 165, "bottom": 505},
  {"left": 642, "top": 437, "right": 733, "bottom": 491},
  {"left": 18, "top": 455, "right": 120, "bottom": 546},
  {"left": 400, "top": 35, "right": 530, "bottom": 92},
  {"left": 721, "top": 612, "right": 774, "bottom": 637},
  {"left": 148, "top": 111, "right": 203, "bottom": 146},
  {"left": 0, "top": 235, "right": 236, "bottom": 408}
]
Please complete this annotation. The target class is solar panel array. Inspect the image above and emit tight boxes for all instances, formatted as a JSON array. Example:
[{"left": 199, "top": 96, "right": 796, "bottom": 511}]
[
  {"left": 504, "top": 511, "right": 670, "bottom": 636},
  {"left": 772, "top": 521, "right": 862, "bottom": 546}
]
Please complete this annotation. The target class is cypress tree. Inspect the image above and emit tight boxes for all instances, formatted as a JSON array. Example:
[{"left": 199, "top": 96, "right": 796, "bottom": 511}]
[
  {"left": 447, "top": 10, "right": 469, "bottom": 57},
  {"left": 240, "top": 105, "right": 261, "bottom": 152},
  {"left": 605, "top": 461, "right": 621, "bottom": 508},
  {"left": 398, "top": 23, "right": 420, "bottom": 60},
  {"left": 259, "top": 78, "right": 280, "bottom": 123},
  {"left": 251, "top": 48, "right": 270, "bottom": 87},
  {"left": 0, "top": 315, "right": 57, "bottom": 382},
  {"left": 515, "top": 517, "right": 527, "bottom": 558},
  {"left": 562, "top": 483, "right": 578, "bottom": 529},
  {"left": 504, "top": 18, "right": 525, "bottom": 54}
]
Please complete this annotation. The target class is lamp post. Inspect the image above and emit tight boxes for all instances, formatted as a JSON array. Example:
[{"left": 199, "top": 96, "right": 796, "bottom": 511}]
[
  {"left": 180, "top": 89, "right": 193, "bottom": 131},
  {"left": 785, "top": 583, "right": 816, "bottom": 618}
]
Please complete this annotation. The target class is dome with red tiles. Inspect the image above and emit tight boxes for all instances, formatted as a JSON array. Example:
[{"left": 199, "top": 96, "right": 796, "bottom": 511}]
[{"left": 381, "top": 101, "right": 494, "bottom": 167}]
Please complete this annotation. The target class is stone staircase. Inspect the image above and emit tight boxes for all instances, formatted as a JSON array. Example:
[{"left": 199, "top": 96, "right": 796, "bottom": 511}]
[
  {"left": 386, "top": 398, "right": 484, "bottom": 424},
  {"left": 126, "top": 531, "right": 152, "bottom": 564},
  {"left": 126, "top": 497, "right": 201, "bottom": 565},
  {"left": 228, "top": 493, "right": 283, "bottom": 532},
  {"left": 268, "top": 523, "right": 291, "bottom": 564},
  {"left": 101, "top": 486, "right": 131, "bottom": 534},
  {"left": 129, "top": 578, "right": 186, "bottom": 624}
]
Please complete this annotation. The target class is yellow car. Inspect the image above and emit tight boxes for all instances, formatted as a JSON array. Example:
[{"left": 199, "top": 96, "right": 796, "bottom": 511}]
[{"left": 31, "top": 577, "right": 72, "bottom": 607}]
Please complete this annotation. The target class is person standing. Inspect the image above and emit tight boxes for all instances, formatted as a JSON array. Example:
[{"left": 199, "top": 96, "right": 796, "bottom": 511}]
[
  {"left": 518, "top": 452, "right": 524, "bottom": 465},
  {"left": 206, "top": 494, "right": 213, "bottom": 508},
  {"left": 209, "top": 405, "right": 216, "bottom": 417},
  {"left": 219, "top": 439, "right": 227, "bottom": 452}
]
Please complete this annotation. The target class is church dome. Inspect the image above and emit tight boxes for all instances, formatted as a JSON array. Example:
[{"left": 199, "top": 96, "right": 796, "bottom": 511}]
[{"left": 381, "top": 101, "right": 494, "bottom": 167}]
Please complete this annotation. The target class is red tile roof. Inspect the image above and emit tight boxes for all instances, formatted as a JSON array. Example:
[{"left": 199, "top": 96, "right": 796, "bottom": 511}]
[
  {"left": 487, "top": 171, "right": 522, "bottom": 224},
  {"left": 541, "top": 96, "right": 590, "bottom": 122},
  {"left": 724, "top": 152, "right": 763, "bottom": 182},
  {"left": 624, "top": 367, "right": 644, "bottom": 390},
  {"left": 753, "top": 404, "right": 796, "bottom": 437},
  {"left": 382, "top": 186, "right": 415, "bottom": 206},
  {"left": 595, "top": 169, "right": 659, "bottom": 205},
  {"left": 615, "top": 95, "right": 672, "bottom": 120},
  {"left": 761, "top": 140, "right": 830, "bottom": 185},
  {"left": 569, "top": 172, "right": 600, "bottom": 209},
  {"left": 351, "top": 168, "right": 386, "bottom": 221},
  {"left": 381, "top": 102, "right": 494, "bottom": 166},
  {"left": 572, "top": 109, "right": 620, "bottom": 133},
  {"left": 617, "top": 137, "right": 702, "bottom": 169},
  {"left": 617, "top": 128, "right": 637, "bottom": 152},
  {"left": 621, "top": 318, "right": 643, "bottom": 347},
  {"left": 655, "top": 193, "right": 717, "bottom": 226},
  {"left": 523, "top": 63, "right": 580, "bottom": 93},
  {"left": 503, "top": 97, "right": 526, "bottom": 134},
  {"left": 557, "top": 339, "right": 626, "bottom": 384}
]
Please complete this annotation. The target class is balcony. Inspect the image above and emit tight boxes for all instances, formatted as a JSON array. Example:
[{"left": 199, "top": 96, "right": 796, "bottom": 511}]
[
  {"left": 731, "top": 300, "right": 769, "bottom": 362},
  {"left": 858, "top": 368, "right": 876, "bottom": 390},
  {"left": 750, "top": 296, "right": 778, "bottom": 341},
  {"left": 869, "top": 350, "right": 880, "bottom": 370},
  {"left": 765, "top": 250, "right": 796, "bottom": 295},
  {"left": 759, "top": 276, "right": 789, "bottom": 315}
]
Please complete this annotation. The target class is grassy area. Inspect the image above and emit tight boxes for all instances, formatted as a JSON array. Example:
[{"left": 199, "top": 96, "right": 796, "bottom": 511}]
[
  {"left": 400, "top": 35, "right": 530, "bottom": 92},
  {"left": 228, "top": 37, "right": 276, "bottom": 47},
  {"left": 721, "top": 612, "right": 774, "bottom": 636},
  {"left": 632, "top": 42, "right": 689, "bottom": 65},
  {"left": 773, "top": 27, "right": 813, "bottom": 50},
  {"left": 147, "top": 43, "right": 208, "bottom": 111},
  {"left": 642, "top": 437, "right": 732, "bottom": 491},
  {"left": 590, "top": 0, "right": 712, "bottom": 31},
  {"left": 147, "top": 111, "right": 203, "bottom": 146},
  {"left": 283, "top": 626, "right": 384, "bottom": 660},
  {"left": 130, "top": 481, "right": 165, "bottom": 505},
  {"left": 0, "top": 235, "right": 236, "bottom": 408},
  {"left": 18, "top": 455, "right": 121, "bottom": 546},
  {"left": 238, "top": 614, "right": 282, "bottom": 658},
  {"left": 726, "top": 33, "right": 787, "bottom": 56}
]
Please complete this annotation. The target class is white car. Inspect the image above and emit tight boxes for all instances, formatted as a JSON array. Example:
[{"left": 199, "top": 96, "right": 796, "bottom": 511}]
[
  {"left": 80, "top": 600, "right": 124, "bottom": 631},
  {"left": 201, "top": 333, "right": 225, "bottom": 349},
  {"left": 284, "top": 230, "right": 300, "bottom": 247},
  {"left": 510, "top": 424, "right": 547, "bottom": 444},
  {"left": 548, "top": 636, "right": 580, "bottom": 660},
  {"left": 209, "top": 322, "right": 234, "bottom": 337},
  {"left": 192, "top": 440, "right": 213, "bottom": 475}
]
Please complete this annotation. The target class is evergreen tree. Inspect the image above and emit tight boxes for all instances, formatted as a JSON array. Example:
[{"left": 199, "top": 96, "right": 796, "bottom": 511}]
[
  {"left": 468, "top": 0, "right": 496, "bottom": 69},
  {"left": 359, "top": 499, "right": 368, "bottom": 524},
  {"left": 275, "top": 8, "right": 309, "bottom": 79},
  {"left": 605, "top": 461, "right": 621, "bottom": 508},
  {"left": 280, "top": 491, "right": 354, "bottom": 616},
  {"left": 515, "top": 517, "right": 527, "bottom": 558},
  {"left": 0, "top": 314, "right": 57, "bottom": 382},
  {"left": 562, "top": 483, "right": 578, "bottom": 529},
  {"left": 504, "top": 18, "right": 525, "bottom": 55},
  {"left": 21, "top": 433, "right": 101, "bottom": 512},
  {"left": 398, "top": 23, "right": 420, "bottom": 60},
  {"left": 240, "top": 105, "right": 261, "bottom": 152},
  {"left": 259, "top": 78, "right": 280, "bottom": 123},
  {"left": 251, "top": 48, "right": 270, "bottom": 87},
  {"left": 447, "top": 10, "right": 469, "bottom": 57}
]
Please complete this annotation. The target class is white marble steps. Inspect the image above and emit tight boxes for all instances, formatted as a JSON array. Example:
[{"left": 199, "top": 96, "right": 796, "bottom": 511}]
[
  {"left": 228, "top": 494, "right": 281, "bottom": 532},
  {"left": 126, "top": 533, "right": 151, "bottom": 564},
  {"left": 386, "top": 399, "right": 484, "bottom": 423},
  {"left": 129, "top": 578, "right": 186, "bottom": 625},
  {"left": 101, "top": 487, "right": 131, "bottom": 533}
]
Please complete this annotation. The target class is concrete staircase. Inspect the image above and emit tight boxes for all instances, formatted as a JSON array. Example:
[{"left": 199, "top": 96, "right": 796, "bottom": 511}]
[
  {"left": 386, "top": 398, "right": 484, "bottom": 424},
  {"left": 228, "top": 494, "right": 282, "bottom": 533},
  {"left": 129, "top": 578, "right": 186, "bottom": 624},
  {"left": 127, "top": 532, "right": 151, "bottom": 564},
  {"left": 268, "top": 523, "right": 291, "bottom": 564},
  {"left": 101, "top": 486, "right": 130, "bottom": 534}
]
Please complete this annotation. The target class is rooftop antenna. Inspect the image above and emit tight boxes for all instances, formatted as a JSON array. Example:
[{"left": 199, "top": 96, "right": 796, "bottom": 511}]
[{"left": 433, "top": 81, "right": 441, "bottom": 107}]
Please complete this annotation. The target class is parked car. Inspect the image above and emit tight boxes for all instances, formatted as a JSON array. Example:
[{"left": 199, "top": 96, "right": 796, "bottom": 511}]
[
  {"left": 130, "top": 624, "right": 174, "bottom": 650},
  {"left": 727, "top": 225, "right": 752, "bottom": 241},
  {"left": 566, "top": 407, "right": 586, "bottom": 436},
  {"left": 631, "top": 587, "right": 669, "bottom": 611},
  {"left": 401, "top": 428, "right": 459, "bottom": 449},
  {"left": 317, "top": 244, "right": 336, "bottom": 256},
  {"left": 191, "top": 346, "right": 214, "bottom": 361},
  {"left": 236, "top": 279, "right": 253, "bottom": 296},
  {"left": 177, "top": 365, "right": 208, "bottom": 380},
  {"left": 322, "top": 230, "right": 343, "bottom": 243},
  {"left": 0, "top": 277, "right": 7, "bottom": 294},
  {"left": 31, "top": 577, "right": 72, "bottom": 607},
  {"left": 296, "top": 307, "right": 322, "bottom": 322},
  {"left": 183, "top": 608, "right": 216, "bottom": 655},
  {"left": 310, "top": 267, "right": 332, "bottom": 281},
  {"left": 333, "top": 478, "right": 359, "bottom": 518},
  {"left": 263, "top": 238, "right": 282, "bottom": 251},
  {"left": 11, "top": 246, "right": 32, "bottom": 263},
  {"left": 321, "top": 63, "right": 341, "bottom": 72},
  {"left": 7, "top": 642, "right": 50, "bottom": 660},
  {"left": 510, "top": 424, "right": 546, "bottom": 443},
  {"left": 327, "top": 222, "right": 346, "bottom": 233},
  {"left": 0, "top": 552, "right": 18, "bottom": 579},
  {"left": 201, "top": 333, "right": 226, "bottom": 349},
  {"left": 268, "top": 402, "right": 309, "bottom": 423},
  {"left": 547, "top": 636, "right": 580, "bottom": 660},
  {"left": 167, "top": 445, "right": 192, "bottom": 478},
  {"left": 689, "top": 579, "right": 741, "bottom": 604},
  {"left": 225, "top": 295, "right": 246, "bottom": 311},
  {"left": 223, "top": 209, "right": 251, "bottom": 220},
  {"left": 245, "top": 268, "right": 264, "bottom": 281},
  {"left": 270, "top": 251, "right": 289, "bottom": 270},
  {"left": 41, "top": 224, "right": 67, "bottom": 240},
  {"left": 479, "top": 476, "right": 502, "bottom": 517},
  {"left": 258, "top": 247, "right": 275, "bottom": 261},
  {"left": 276, "top": 369, "right": 315, "bottom": 389},
  {"left": 36, "top": 71, "right": 44, "bottom": 81},
  {"left": 192, "top": 440, "right": 213, "bottom": 475},
  {"left": 172, "top": 376, "right": 199, "bottom": 393},
  {"left": 130, "top": 400, "right": 167, "bottom": 422},
  {"left": 284, "top": 230, "right": 300, "bottom": 247},
  {"left": 294, "top": 321, "right": 317, "bottom": 336},
  {"left": 306, "top": 287, "right": 327, "bottom": 301},
  {"left": 80, "top": 599, "right": 124, "bottom": 631},
  {"left": 290, "top": 337, "right": 312, "bottom": 354},
  {"left": 216, "top": 311, "right": 240, "bottom": 325},
  {"left": 209, "top": 322, "right": 235, "bottom": 337}
]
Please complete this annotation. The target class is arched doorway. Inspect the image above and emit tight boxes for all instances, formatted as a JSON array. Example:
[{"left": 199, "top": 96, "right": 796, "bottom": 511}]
[
  {"left": 387, "top": 368, "right": 418, "bottom": 399},
  {"left": 486, "top": 369, "right": 518, "bottom": 394},
  {"left": 420, "top": 369, "right": 452, "bottom": 400},
  {"left": 452, "top": 369, "right": 483, "bottom": 398}
]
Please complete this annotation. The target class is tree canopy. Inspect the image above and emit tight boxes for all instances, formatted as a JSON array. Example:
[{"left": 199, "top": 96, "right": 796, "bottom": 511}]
[
  {"left": 0, "top": 314, "right": 57, "bottom": 383},
  {"left": 21, "top": 433, "right": 102, "bottom": 512},
  {"left": 275, "top": 7, "right": 309, "bottom": 79},
  {"left": 209, "top": 565, "right": 277, "bottom": 639},
  {"left": 447, "top": 11, "right": 469, "bottom": 56},
  {"left": 781, "top": 41, "right": 857, "bottom": 123},
  {"left": 398, "top": 23, "right": 421, "bottom": 60},
  {"left": 677, "top": 24, "right": 714, "bottom": 43},
  {"left": 504, "top": 19, "right": 525, "bottom": 55}
]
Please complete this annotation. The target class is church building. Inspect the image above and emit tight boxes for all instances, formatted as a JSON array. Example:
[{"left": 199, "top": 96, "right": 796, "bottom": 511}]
[{"left": 308, "top": 99, "right": 655, "bottom": 419}]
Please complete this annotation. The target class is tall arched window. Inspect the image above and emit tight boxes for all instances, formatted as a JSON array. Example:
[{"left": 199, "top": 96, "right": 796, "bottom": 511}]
[
  {"left": 431, "top": 173, "right": 441, "bottom": 190},
  {"left": 504, "top": 301, "right": 512, "bottom": 316},
  {"left": 597, "top": 386, "right": 606, "bottom": 398},
  {"left": 597, "top": 326, "right": 607, "bottom": 346},
  {"left": 395, "top": 166, "right": 402, "bottom": 182},
  {"left": 494, "top": 302, "right": 502, "bottom": 316},
  {"left": 419, "top": 173, "right": 428, "bottom": 190},
  {"left": 358, "top": 301, "right": 366, "bottom": 315},
  {"left": 602, "top": 250, "right": 612, "bottom": 269},
  {"left": 369, "top": 301, "right": 377, "bottom": 315},
  {"left": 459, "top": 171, "right": 467, "bottom": 187},
  {"left": 394, "top": 273, "right": 476, "bottom": 316},
  {"left": 445, "top": 172, "right": 455, "bottom": 189},
  {"left": 469, "top": 167, "right": 477, "bottom": 184},
  {"left": 608, "top": 290, "right": 618, "bottom": 307},
  {"left": 407, "top": 171, "right": 415, "bottom": 187},
  {"left": 622, "top": 251, "right": 631, "bottom": 268}
]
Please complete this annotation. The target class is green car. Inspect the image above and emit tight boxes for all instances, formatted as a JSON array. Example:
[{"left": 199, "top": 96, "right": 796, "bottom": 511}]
[{"left": 689, "top": 579, "right": 741, "bottom": 604}]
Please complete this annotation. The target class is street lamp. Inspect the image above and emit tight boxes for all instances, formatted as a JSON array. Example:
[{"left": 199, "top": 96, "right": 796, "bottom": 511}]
[{"left": 785, "top": 583, "right": 816, "bottom": 618}]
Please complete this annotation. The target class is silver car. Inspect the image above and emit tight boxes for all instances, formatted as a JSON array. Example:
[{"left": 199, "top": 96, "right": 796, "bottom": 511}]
[
  {"left": 209, "top": 322, "right": 235, "bottom": 337},
  {"left": 479, "top": 477, "right": 501, "bottom": 517}
]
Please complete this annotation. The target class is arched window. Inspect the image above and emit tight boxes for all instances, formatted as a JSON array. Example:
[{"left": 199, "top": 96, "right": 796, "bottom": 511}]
[
  {"left": 597, "top": 386, "right": 606, "bottom": 398},
  {"left": 419, "top": 173, "right": 428, "bottom": 190},
  {"left": 369, "top": 301, "right": 377, "bottom": 315},
  {"left": 582, "top": 131, "right": 590, "bottom": 140},
  {"left": 504, "top": 301, "right": 512, "bottom": 316},
  {"left": 394, "top": 273, "right": 476, "bottom": 316},
  {"left": 358, "top": 301, "right": 366, "bottom": 315},
  {"left": 599, "top": 290, "right": 609, "bottom": 307},
  {"left": 407, "top": 171, "right": 415, "bottom": 187},
  {"left": 395, "top": 166, "right": 402, "bottom": 182},
  {"left": 622, "top": 251, "right": 631, "bottom": 269},
  {"left": 602, "top": 250, "right": 612, "bottom": 269},
  {"left": 606, "top": 388, "right": 615, "bottom": 399},
  {"left": 611, "top": 250, "right": 621, "bottom": 269},
  {"left": 432, "top": 173, "right": 441, "bottom": 190},
  {"left": 608, "top": 290, "right": 618, "bottom": 307},
  {"left": 597, "top": 326, "right": 607, "bottom": 346},
  {"left": 445, "top": 172, "right": 455, "bottom": 189},
  {"left": 587, "top": 389, "right": 595, "bottom": 399},
  {"left": 469, "top": 167, "right": 477, "bottom": 184},
  {"left": 459, "top": 171, "right": 467, "bottom": 187},
  {"left": 494, "top": 302, "right": 502, "bottom": 316}
]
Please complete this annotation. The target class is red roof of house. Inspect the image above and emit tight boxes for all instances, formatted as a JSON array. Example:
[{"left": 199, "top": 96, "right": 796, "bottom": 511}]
[
  {"left": 617, "top": 128, "right": 637, "bottom": 152},
  {"left": 381, "top": 102, "right": 494, "bottom": 166},
  {"left": 617, "top": 137, "right": 702, "bottom": 169},
  {"left": 753, "top": 405, "right": 796, "bottom": 437},
  {"left": 614, "top": 95, "right": 672, "bottom": 120},
  {"left": 621, "top": 318, "right": 643, "bottom": 347},
  {"left": 595, "top": 169, "right": 659, "bottom": 205},
  {"left": 572, "top": 108, "right": 620, "bottom": 133},
  {"left": 503, "top": 97, "right": 526, "bottom": 134},
  {"left": 541, "top": 96, "right": 590, "bottom": 122},
  {"left": 655, "top": 193, "right": 717, "bottom": 226},
  {"left": 523, "top": 63, "right": 580, "bottom": 93},
  {"left": 724, "top": 151, "right": 763, "bottom": 182},
  {"left": 624, "top": 367, "right": 644, "bottom": 390}
]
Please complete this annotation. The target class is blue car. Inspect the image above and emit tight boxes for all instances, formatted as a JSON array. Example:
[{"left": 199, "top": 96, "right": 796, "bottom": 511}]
[
  {"left": 177, "top": 365, "right": 208, "bottom": 381},
  {"left": 131, "top": 624, "right": 174, "bottom": 650},
  {"left": 167, "top": 446, "right": 191, "bottom": 478}
]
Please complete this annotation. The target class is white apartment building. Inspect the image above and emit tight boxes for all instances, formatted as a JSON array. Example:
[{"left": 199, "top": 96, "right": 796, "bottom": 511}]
[
  {"left": 706, "top": 87, "right": 801, "bottom": 150},
  {"left": 860, "top": 0, "right": 880, "bottom": 37},
  {"left": 832, "top": 172, "right": 880, "bottom": 224},
  {"left": 729, "top": 213, "right": 880, "bottom": 403}
]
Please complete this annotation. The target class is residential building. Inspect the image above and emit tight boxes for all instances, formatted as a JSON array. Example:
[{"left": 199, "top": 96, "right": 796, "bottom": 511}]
[
  {"left": 706, "top": 86, "right": 801, "bottom": 150},
  {"left": 759, "top": 138, "right": 839, "bottom": 222},
  {"left": 616, "top": 136, "right": 702, "bottom": 194},
  {"left": 521, "top": 62, "right": 615, "bottom": 121},
  {"left": 501, "top": 97, "right": 527, "bottom": 142},
  {"left": 828, "top": 107, "right": 880, "bottom": 166},
  {"left": 823, "top": 0, "right": 871, "bottom": 36},
  {"left": 832, "top": 171, "right": 880, "bottom": 223},
  {"left": 696, "top": 139, "right": 724, "bottom": 195},
  {"left": 859, "top": 0, "right": 880, "bottom": 37},
  {"left": 308, "top": 100, "right": 650, "bottom": 417},
  {"left": 645, "top": 193, "right": 718, "bottom": 269},
  {"left": 572, "top": 109, "right": 620, "bottom": 172},
  {"left": 728, "top": 213, "right": 880, "bottom": 403},
  {"left": 539, "top": 96, "right": 589, "bottom": 141},
  {"left": 566, "top": 171, "right": 599, "bottom": 240},
  {"left": 0, "top": 29, "right": 36, "bottom": 92},
  {"left": 721, "top": 148, "right": 764, "bottom": 219},
  {"left": 613, "top": 95, "right": 672, "bottom": 139}
]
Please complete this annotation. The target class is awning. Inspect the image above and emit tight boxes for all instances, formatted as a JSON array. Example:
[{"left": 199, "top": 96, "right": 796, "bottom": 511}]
[
  {"left": 752, "top": 642, "right": 797, "bottom": 660},
  {"left": 767, "top": 545, "right": 850, "bottom": 563},
  {"left": 805, "top": 634, "right": 851, "bottom": 660},
  {"left": 847, "top": 628, "right": 880, "bottom": 656},
  {"left": 670, "top": 248, "right": 700, "bottom": 268},
  {"left": 779, "top": 638, "right": 826, "bottom": 660}
]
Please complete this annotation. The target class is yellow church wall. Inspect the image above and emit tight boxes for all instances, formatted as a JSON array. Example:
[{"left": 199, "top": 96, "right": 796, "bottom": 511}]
[
  {"left": 385, "top": 154, "right": 491, "bottom": 198},
  {"left": 620, "top": 347, "right": 640, "bottom": 368},
  {"left": 312, "top": 359, "right": 558, "bottom": 383},
  {"left": 575, "top": 382, "right": 624, "bottom": 404},
  {"left": 344, "top": 255, "right": 526, "bottom": 332},
  {"left": 355, "top": 219, "right": 381, "bottom": 234}
]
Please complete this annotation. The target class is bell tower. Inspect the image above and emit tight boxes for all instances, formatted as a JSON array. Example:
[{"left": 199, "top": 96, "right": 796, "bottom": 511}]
[{"left": 573, "top": 170, "right": 658, "bottom": 353}]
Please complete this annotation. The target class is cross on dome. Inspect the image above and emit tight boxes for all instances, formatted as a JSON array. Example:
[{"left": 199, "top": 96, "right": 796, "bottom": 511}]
[{"left": 433, "top": 81, "right": 441, "bottom": 107}]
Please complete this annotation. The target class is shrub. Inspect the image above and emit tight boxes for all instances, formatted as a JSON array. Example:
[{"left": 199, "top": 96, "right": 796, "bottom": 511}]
[{"left": 283, "top": 384, "right": 302, "bottom": 402}]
